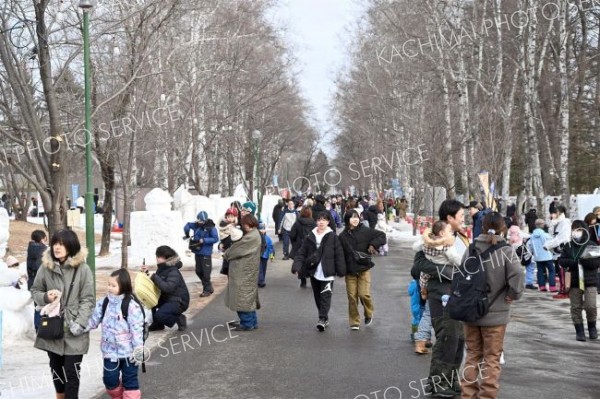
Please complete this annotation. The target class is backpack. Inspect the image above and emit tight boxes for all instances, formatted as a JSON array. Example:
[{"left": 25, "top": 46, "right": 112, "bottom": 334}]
[
  {"left": 101, "top": 294, "right": 149, "bottom": 372},
  {"left": 447, "top": 242, "right": 509, "bottom": 323},
  {"left": 515, "top": 239, "right": 532, "bottom": 266}
]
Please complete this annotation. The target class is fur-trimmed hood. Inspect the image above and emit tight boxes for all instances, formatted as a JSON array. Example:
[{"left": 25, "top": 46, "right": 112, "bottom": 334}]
[
  {"left": 422, "top": 228, "right": 454, "bottom": 248},
  {"left": 41, "top": 247, "right": 89, "bottom": 271},
  {"left": 158, "top": 255, "right": 182, "bottom": 269}
]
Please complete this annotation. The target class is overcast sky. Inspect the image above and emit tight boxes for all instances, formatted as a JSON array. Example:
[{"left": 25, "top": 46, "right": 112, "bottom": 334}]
[{"left": 267, "top": 0, "right": 367, "bottom": 155}]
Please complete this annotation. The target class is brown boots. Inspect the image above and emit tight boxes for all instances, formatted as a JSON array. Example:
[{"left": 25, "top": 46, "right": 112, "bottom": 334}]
[{"left": 415, "top": 340, "right": 431, "bottom": 354}]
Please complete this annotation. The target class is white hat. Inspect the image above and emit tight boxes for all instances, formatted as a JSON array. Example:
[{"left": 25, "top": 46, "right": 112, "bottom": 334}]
[{"left": 230, "top": 227, "right": 243, "bottom": 242}]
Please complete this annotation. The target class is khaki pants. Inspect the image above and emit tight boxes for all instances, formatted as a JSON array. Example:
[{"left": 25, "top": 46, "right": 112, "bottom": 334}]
[
  {"left": 345, "top": 271, "right": 373, "bottom": 326},
  {"left": 569, "top": 286, "right": 598, "bottom": 324},
  {"left": 461, "top": 324, "right": 507, "bottom": 399}
]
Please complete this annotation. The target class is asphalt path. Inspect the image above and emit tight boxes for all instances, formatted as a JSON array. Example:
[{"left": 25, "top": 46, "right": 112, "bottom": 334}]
[{"left": 95, "top": 240, "right": 599, "bottom": 399}]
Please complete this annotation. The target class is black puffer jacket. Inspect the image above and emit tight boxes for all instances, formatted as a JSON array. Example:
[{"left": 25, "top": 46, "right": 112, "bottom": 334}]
[
  {"left": 558, "top": 242, "right": 600, "bottom": 288},
  {"left": 292, "top": 229, "right": 346, "bottom": 278},
  {"left": 151, "top": 257, "right": 190, "bottom": 311},
  {"left": 290, "top": 217, "right": 316, "bottom": 259},
  {"left": 27, "top": 241, "right": 47, "bottom": 289},
  {"left": 363, "top": 205, "right": 380, "bottom": 229},
  {"left": 339, "top": 223, "right": 386, "bottom": 275}
]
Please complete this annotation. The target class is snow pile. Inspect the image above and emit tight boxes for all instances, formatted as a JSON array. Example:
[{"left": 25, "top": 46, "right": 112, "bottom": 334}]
[
  {"left": 130, "top": 189, "right": 187, "bottom": 266},
  {"left": 387, "top": 221, "right": 420, "bottom": 243}
]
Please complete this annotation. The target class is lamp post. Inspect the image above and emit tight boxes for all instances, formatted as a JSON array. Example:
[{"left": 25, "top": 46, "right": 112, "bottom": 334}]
[
  {"left": 251, "top": 130, "right": 262, "bottom": 220},
  {"left": 79, "top": 0, "right": 95, "bottom": 290}
]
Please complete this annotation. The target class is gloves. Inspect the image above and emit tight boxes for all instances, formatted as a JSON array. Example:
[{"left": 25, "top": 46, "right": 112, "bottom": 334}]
[
  {"left": 129, "top": 346, "right": 145, "bottom": 366},
  {"left": 270, "top": 253, "right": 275, "bottom": 262},
  {"left": 368, "top": 245, "right": 378, "bottom": 255},
  {"left": 69, "top": 320, "right": 87, "bottom": 336}
]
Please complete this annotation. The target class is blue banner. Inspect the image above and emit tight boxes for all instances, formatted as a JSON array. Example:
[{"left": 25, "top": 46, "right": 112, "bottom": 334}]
[
  {"left": 71, "top": 184, "right": 79, "bottom": 203},
  {"left": 273, "top": 175, "right": 279, "bottom": 187}
]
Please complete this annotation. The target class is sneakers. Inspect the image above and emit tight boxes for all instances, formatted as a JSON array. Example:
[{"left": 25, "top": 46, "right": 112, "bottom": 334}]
[
  {"left": 548, "top": 286, "right": 558, "bottom": 293},
  {"left": 430, "top": 387, "right": 458, "bottom": 398},
  {"left": 177, "top": 314, "right": 187, "bottom": 331},
  {"left": 227, "top": 320, "right": 240, "bottom": 328},
  {"left": 365, "top": 316, "right": 373, "bottom": 326},
  {"left": 316, "top": 319, "right": 329, "bottom": 332},
  {"left": 552, "top": 293, "right": 569, "bottom": 299},
  {"left": 233, "top": 325, "right": 254, "bottom": 332},
  {"left": 350, "top": 325, "right": 360, "bottom": 331},
  {"left": 525, "top": 284, "right": 537, "bottom": 290},
  {"left": 258, "top": 283, "right": 266, "bottom": 288},
  {"left": 539, "top": 287, "right": 548, "bottom": 292},
  {"left": 199, "top": 292, "right": 212, "bottom": 297},
  {"left": 282, "top": 256, "right": 289, "bottom": 260},
  {"left": 414, "top": 341, "right": 430, "bottom": 354}
]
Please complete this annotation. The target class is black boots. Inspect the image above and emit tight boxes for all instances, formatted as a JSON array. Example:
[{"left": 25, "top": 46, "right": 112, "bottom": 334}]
[
  {"left": 574, "top": 323, "right": 586, "bottom": 341},
  {"left": 588, "top": 321, "right": 598, "bottom": 340}
]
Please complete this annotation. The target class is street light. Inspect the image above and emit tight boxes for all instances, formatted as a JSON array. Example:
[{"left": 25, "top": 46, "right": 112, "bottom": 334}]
[
  {"left": 251, "top": 130, "right": 262, "bottom": 219},
  {"left": 80, "top": 0, "right": 95, "bottom": 291}
]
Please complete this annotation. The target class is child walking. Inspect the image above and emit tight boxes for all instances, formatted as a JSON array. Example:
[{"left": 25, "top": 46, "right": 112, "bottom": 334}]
[
  {"left": 375, "top": 213, "right": 392, "bottom": 256},
  {"left": 258, "top": 222, "right": 274, "bottom": 287},
  {"left": 88, "top": 269, "right": 145, "bottom": 399}
]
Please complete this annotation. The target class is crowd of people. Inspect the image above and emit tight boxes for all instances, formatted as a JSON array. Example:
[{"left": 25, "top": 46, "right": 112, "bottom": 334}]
[
  {"left": 19, "top": 191, "right": 599, "bottom": 399},
  {"left": 409, "top": 199, "right": 600, "bottom": 398}
]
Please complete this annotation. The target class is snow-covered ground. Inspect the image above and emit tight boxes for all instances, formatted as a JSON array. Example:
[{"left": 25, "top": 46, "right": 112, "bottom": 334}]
[{"left": 387, "top": 221, "right": 420, "bottom": 244}]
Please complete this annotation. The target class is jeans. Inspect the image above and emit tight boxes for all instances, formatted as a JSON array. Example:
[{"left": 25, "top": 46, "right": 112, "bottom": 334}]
[
  {"left": 282, "top": 229, "right": 291, "bottom": 257},
  {"left": 237, "top": 311, "right": 258, "bottom": 329},
  {"left": 461, "top": 324, "right": 507, "bottom": 399},
  {"left": 258, "top": 257, "right": 268, "bottom": 285},
  {"left": 525, "top": 262, "right": 536, "bottom": 285},
  {"left": 345, "top": 271, "right": 373, "bottom": 326},
  {"left": 310, "top": 277, "right": 334, "bottom": 321},
  {"left": 103, "top": 358, "right": 139, "bottom": 390},
  {"left": 569, "top": 286, "right": 598, "bottom": 324},
  {"left": 415, "top": 301, "right": 432, "bottom": 341},
  {"left": 195, "top": 254, "right": 213, "bottom": 294},
  {"left": 47, "top": 352, "right": 84, "bottom": 398},
  {"left": 536, "top": 260, "right": 556, "bottom": 288},
  {"left": 152, "top": 301, "right": 184, "bottom": 328},
  {"left": 427, "top": 298, "right": 464, "bottom": 393}
]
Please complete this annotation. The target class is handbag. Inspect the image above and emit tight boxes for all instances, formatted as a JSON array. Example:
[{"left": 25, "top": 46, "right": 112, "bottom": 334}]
[
  {"left": 37, "top": 268, "right": 78, "bottom": 340},
  {"left": 352, "top": 250, "right": 373, "bottom": 266}
]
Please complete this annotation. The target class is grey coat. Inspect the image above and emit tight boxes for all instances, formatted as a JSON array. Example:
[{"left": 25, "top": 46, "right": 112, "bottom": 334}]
[
  {"left": 462, "top": 235, "right": 524, "bottom": 327},
  {"left": 224, "top": 228, "right": 261, "bottom": 312},
  {"left": 31, "top": 248, "right": 96, "bottom": 355}
]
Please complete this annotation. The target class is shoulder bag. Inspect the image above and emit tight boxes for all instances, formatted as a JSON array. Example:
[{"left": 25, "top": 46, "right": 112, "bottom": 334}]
[{"left": 37, "top": 267, "right": 78, "bottom": 340}]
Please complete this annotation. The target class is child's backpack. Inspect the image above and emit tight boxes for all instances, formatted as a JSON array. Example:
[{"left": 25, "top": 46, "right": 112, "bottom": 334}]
[
  {"left": 101, "top": 294, "right": 149, "bottom": 372},
  {"left": 515, "top": 239, "right": 532, "bottom": 266},
  {"left": 447, "top": 242, "right": 509, "bottom": 323}
]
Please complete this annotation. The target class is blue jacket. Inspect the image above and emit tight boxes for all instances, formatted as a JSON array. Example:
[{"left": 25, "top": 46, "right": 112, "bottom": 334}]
[
  {"left": 261, "top": 234, "right": 274, "bottom": 259},
  {"left": 330, "top": 209, "right": 342, "bottom": 228},
  {"left": 527, "top": 228, "right": 553, "bottom": 262},
  {"left": 472, "top": 208, "right": 492, "bottom": 239},
  {"left": 408, "top": 279, "right": 422, "bottom": 326},
  {"left": 184, "top": 220, "right": 219, "bottom": 256}
]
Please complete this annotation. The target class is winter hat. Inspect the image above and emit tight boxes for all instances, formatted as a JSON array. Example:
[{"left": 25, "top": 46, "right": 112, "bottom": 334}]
[
  {"left": 242, "top": 201, "right": 256, "bottom": 215},
  {"left": 6, "top": 256, "right": 19, "bottom": 267},
  {"left": 225, "top": 207, "right": 238, "bottom": 217},
  {"left": 593, "top": 206, "right": 600, "bottom": 215},
  {"left": 315, "top": 194, "right": 326, "bottom": 204},
  {"left": 196, "top": 211, "right": 208, "bottom": 222},
  {"left": 258, "top": 221, "right": 266, "bottom": 231},
  {"left": 535, "top": 218, "right": 545, "bottom": 227},
  {"left": 230, "top": 227, "right": 243, "bottom": 242}
]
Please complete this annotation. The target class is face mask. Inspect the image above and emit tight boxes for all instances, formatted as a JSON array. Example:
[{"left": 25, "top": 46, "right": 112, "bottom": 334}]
[{"left": 572, "top": 231, "right": 583, "bottom": 240}]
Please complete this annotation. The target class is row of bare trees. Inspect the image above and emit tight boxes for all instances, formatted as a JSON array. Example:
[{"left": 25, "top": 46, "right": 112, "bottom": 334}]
[
  {"left": 332, "top": 0, "right": 600, "bottom": 217},
  {"left": 0, "top": 0, "right": 318, "bottom": 265}
]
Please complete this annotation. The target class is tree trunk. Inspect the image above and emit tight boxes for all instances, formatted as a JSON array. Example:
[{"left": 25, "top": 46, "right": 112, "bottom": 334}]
[{"left": 557, "top": 1, "right": 570, "bottom": 205}]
